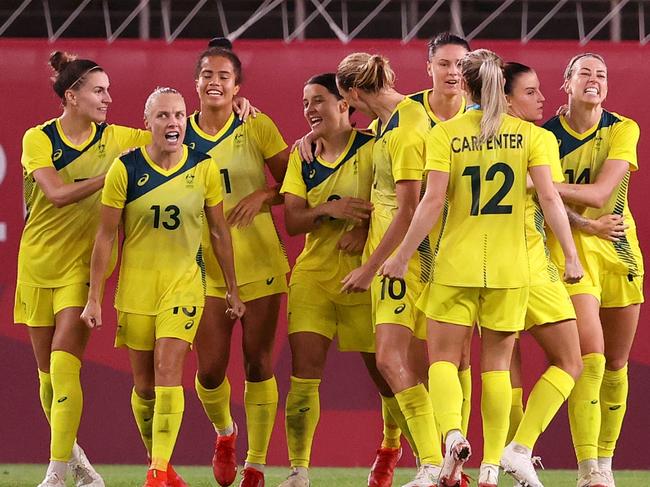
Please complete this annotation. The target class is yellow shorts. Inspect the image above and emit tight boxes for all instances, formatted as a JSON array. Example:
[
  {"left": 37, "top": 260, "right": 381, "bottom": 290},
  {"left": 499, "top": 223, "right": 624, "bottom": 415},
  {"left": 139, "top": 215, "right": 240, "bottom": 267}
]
[
  {"left": 207, "top": 274, "right": 288, "bottom": 303},
  {"left": 14, "top": 282, "right": 89, "bottom": 327},
  {"left": 371, "top": 273, "right": 427, "bottom": 340},
  {"left": 564, "top": 268, "right": 644, "bottom": 308},
  {"left": 417, "top": 282, "right": 528, "bottom": 332},
  {"left": 116, "top": 306, "right": 203, "bottom": 351},
  {"left": 525, "top": 280, "right": 576, "bottom": 329},
  {"left": 288, "top": 279, "right": 374, "bottom": 353}
]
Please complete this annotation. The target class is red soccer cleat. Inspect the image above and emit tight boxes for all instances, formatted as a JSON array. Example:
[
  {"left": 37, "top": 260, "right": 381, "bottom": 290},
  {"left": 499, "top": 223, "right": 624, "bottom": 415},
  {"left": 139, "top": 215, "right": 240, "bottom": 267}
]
[
  {"left": 460, "top": 472, "right": 472, "bottom": 487},
  {"left": 167, "top": 464, "right": 188, "bottom": 487},
  {"left": 238, "top": 467, "right": 265, "bottom": 487},
  {"left": 213, "top": 423, "right": 238, "bottom": 486},
  {"left": 143, "top": 469, "right": 169, "bottom": 487},
  {"left": 368, "top": 447, "right": 402, "bottom": 487}
]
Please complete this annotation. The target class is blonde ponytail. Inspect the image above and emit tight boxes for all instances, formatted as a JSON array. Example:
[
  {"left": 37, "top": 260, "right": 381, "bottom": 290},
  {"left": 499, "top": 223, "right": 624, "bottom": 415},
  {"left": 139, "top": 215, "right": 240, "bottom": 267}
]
[
  {"left": 461, "top": 49, "right": 507, "bottom": 142},
  {"left": 337, "top": 52, "right": 395, "bottom": 92}
]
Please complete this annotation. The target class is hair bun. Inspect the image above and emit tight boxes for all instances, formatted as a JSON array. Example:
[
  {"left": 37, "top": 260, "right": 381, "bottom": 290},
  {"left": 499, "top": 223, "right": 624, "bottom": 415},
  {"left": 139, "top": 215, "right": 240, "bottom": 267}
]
[
  {"left": 208, "top": 37, "right": 233, "bottom": 50},
  {"left": 49, "top": 51, "right": 76, "bottom": 73}
]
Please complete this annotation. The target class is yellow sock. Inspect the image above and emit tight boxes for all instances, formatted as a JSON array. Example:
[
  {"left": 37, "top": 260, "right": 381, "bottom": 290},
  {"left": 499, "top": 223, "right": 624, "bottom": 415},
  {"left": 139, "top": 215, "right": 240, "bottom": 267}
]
[
  {"left": 458, "top": 367, "right": 472, "bottom": 437},
  {"left": 195, "top": 375, "right": 233, "bottom": 431},
  {"left": 285, "top": 377, "right": 320, "bottom": 468},
  {"left": 428, "top": 361, "right": 463, "bottom": 436},
  {"left": 131, "top": 388, "right": 156, "bottom": 455},
  {"left": 569, "top": 353, "right": 605, "bottom": 462},
  {"left": 395, "top": 384, "right": 442, "bottom": 465},
  {"left": 50, "top": 351, "right": 82, "bottom": 462},
  {"left": 598, "top": 365, "right": 628, "bottom": 459},
  {"left": 506, "top": 387, "right": 524, "bottom": 444},
  {"left": 244, "top": 376, "right": 278, "bottom": 465},
  {"left": 151, "top": 386, "right": 184, "bottom": 471},
  {"left": 481, "top": 371, "right": 511, "bottom": 465},
  {"left": 514, "top": 367, "right": 574, "bottom": 449},
  {"left": 38, "top": 369, "right": 53, "bottom": 424},
  {"left": 383, "top": 396, "right": 417, "bottom": 456},
  {"left": 380, "top": 395, "right": 402, "bottom": 449}
]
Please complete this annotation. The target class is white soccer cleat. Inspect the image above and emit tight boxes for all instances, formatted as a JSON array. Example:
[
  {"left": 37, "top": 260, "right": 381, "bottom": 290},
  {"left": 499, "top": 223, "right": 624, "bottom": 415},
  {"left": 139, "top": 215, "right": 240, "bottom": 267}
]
[
  {"left": 478, "top": 463, "right": 499, "bottom": 487},
  {"left": 401, "top": 463, "right": 441, "bottom": 487},
  {"left": 276, "top": 468, "right": 311, "bottom": 487},
  {"left": 68, "top": 443, "right": 105, "bottom": 487},
  {"left": 440, "top": 435, "right": 471, "bottom": 486},
  {"left": 599, "top": 468, "right": 616, "bottom": 487},
  {"left": 576, "top": 468, "right": 610, "bottom": 487},
  {"left": 37, "top": 471, "right": 66, "bottom": 487},
  {"left": 500, "top": 443, "right": 544, "bottom": 487}
]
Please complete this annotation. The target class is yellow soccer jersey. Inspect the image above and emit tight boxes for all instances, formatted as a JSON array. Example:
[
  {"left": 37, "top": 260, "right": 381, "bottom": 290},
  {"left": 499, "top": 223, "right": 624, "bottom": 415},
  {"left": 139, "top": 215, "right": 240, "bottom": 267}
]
[
  {"left": 427, "top": 111, "right": 551, "bottom": 288},
  {"left": 102, "top": 145, "right": 222, "bottom": 315},
  {"left": 18, "top": 119, "right": 150, "bottom": 287},
  {"left": 184, "top": 111, "right": 289, "bottom": 288},
  {"left": 526, "top": 127, "right": 565, "bottom": 286},
  {"left": 543, "top": 111, "right": 643, "bottom": 277},
  {"left": 408, "top": 89, "right": 467, "bottom": 128},
  {"left": 281, "top": 130, "right": 374, "bottom": 297}
]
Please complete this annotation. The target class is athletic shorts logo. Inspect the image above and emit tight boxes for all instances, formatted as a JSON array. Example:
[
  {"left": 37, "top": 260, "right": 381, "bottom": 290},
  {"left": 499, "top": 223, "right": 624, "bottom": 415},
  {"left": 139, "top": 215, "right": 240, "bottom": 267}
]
[
  {"left": 266, "top": 277, "right": 275, "bottom": 285},
  {"left": 394, "top": 304, "right": 406, "bottom": 314},
  {"left": 57, "top": 396, "right": 68, "bottom": 403},
  {"left": 52, "top": 149, "right": 63, "bottom": 161},
  {"left": 137, "top": 173, "right": 150, "bottom": 186},
  {"left": 609, "top": 405, "right": 622, "bottom": 411},
  {"left": 299, "top": 407, "right": 310, "bottom": 413},
  {"left": 591, "top": 399, "right": 599, "bottom": 405},
  {"left": 184, "top": 320, "right": 194, "bottom": 330}
]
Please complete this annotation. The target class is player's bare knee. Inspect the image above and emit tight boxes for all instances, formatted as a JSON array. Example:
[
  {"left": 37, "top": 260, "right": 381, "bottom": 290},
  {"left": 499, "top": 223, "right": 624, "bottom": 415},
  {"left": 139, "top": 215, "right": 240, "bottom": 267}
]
[
  {"left": 605, "top": 356, "right": 628, "bottom": 372},
  {"left": 197, "top": 370, "right": 227, "bottom": 390}
]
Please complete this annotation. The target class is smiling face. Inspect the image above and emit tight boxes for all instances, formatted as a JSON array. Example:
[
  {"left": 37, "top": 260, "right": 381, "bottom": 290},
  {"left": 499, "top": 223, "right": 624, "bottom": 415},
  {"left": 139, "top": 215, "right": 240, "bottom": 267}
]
[
  {"left": 144, "top": 92, "right": 187, "bottom": 155},
  {"left": 427, "top": 43, "right": 467, "bottom": 96},
  {"left": 564, "top": 56, "right": 608, "bottom": 107},
  {"left": 195, "top": 55, "right": 240, "bottom": 110},
  {"left": 65, "top": 70, "right": 112, "bottom": 123},
  {"left": 303, "top": 83, "right": 349, "bottom": 138},
  {"left": 507, "top": 70, "right": 545, "bottom": 122}
]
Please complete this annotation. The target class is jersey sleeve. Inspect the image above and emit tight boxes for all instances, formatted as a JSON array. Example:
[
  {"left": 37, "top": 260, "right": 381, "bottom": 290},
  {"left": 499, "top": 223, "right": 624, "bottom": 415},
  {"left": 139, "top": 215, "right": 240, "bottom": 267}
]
[
  {"left": 527, "top": 125, "right": 551, "bottom": 169},
  {"left": 111, "top": 125, "right": 152, "bottom": 152},
  {"left": 608, "top": 118, "right": 639, "bottom": 171},
  {"left": 21, "top": 128, "right": 54, "bottom": 175},
  {"left": 204, "top": 158, "right": 224, "bottom": 207},
  {"left": 101, "top": 159, "right": 128, "bottom": 209},
  {"left": 425, "top": 125, "right": 451, "bottom": 173},
  {"left": 279, "top": 150, "right": 307, "bottom": 199},
  {"left": 540, "top": 128, "right": 564, "bottom": 182},
  {"left": 251, "top": 113, "right": 288, "bottom": 159},
  {"left": 388, "top": 126, "right": 425, "bottom": 181}
]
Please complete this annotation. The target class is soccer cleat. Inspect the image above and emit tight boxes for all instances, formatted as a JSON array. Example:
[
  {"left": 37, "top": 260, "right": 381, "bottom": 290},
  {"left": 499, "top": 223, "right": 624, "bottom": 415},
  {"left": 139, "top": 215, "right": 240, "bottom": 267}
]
[
  {"left": 439, "top": 436, "right": 471, "bottom": 487},
  {"left": 459, "top": 472, "right": 472, "bottom": 487},
  {"left": 37, "top": 472, "right": 66, "bottom": 487},
  {"left": 500, "top": 443, "right": 544, "bottom": 487},
  {"left": 143, "top": 469, "right": 169, "bottom": 487},
  {"left": 213, "top": 423, "right": 238, "bottom": 486},
  {"left": 576, "top": 469, "right": 609, "bottom": 487},
  {"left": 477, "top": 463, "right": 499, "bottom": 487},
  {"left": 277, "top": 468, "right": 311, "bottom": 487},
  {"left": 400, "top": 463, "right": 441, "bottom": 487},
  {"left": 239, "top": 467, "right": 265, "bottom": 487},
  {"left": 368, "top": 447, "right": 402, "bottom": 487},
  {"left": 167, "top": 464, "right": 188, "bottom": 487},
  {"left": 599, "top": 468, "right": 616, "bottom": 487},
  {"left": 69, "top": 443, "right": 105, "bottom": 487}
]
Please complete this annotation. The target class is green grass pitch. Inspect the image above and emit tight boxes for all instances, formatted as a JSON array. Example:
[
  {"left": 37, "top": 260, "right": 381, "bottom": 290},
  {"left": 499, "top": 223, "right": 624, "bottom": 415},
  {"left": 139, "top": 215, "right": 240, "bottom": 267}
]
[{"left": 1, "top": 465, "right": 649, "bottom": 486}]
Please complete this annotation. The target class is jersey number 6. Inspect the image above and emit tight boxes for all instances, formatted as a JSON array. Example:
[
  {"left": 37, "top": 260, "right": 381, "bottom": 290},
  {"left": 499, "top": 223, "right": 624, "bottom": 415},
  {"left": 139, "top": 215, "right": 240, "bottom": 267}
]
[
  {"left": 462, "top": 162, "right": 514, "bottom": 216},
  {"left": 151, "top": 205, "right": 181, "bottom": 230}
]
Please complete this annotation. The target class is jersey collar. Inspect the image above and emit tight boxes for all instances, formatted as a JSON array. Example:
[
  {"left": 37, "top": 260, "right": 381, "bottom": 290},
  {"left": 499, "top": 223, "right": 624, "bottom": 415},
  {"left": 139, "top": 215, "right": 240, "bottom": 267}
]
[
  {"left": 55, "top": 118, "right": 98, "bottom": 151},
  {"left": 559, "top": 114, "right": 600, "bottom": 140},
  {"left": 141, "top": 145, "right": 189, "bottom": 176},
  {"left": 190, "top": 111, "right": 236, "bottom": 141}
]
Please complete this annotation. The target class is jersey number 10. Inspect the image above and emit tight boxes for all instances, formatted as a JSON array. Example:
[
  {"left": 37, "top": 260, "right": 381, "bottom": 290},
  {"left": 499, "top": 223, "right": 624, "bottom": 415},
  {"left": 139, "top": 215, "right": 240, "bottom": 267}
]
[{"left": 462, "top": 162, "right": 514, "bottom": 216}]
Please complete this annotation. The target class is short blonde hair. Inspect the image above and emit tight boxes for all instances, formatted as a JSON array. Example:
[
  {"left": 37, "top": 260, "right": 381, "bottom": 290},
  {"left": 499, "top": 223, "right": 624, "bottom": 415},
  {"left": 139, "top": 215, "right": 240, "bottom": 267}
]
[
  {"left": 336, "top": 52, "right": 395, "bottom": 92},
  {"left": 461, "top": 49, "right": 507, "bottom": 142},
  {"left": 144, "top": 86, "right": 183, "bottom": 119}
]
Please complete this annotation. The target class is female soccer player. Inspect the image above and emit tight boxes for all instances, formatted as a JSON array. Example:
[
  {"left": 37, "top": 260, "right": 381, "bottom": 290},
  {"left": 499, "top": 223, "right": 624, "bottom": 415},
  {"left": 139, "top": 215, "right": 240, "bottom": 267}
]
[
  {"left": 81, "top": 87, "right": 245, "bottom": 487},
  {"left": 186, "top": 43, "right": 290, "bottom": 487},
  {"left": 15, "top": 51, "right": 150, "bottom": 487},
  {"left": 336, "top": 52, "right": 444, "bottom": 487},
  {"left": 277, "top": 73, "right": 399, "bottom": 487},
  {"left": 380, "top": 49, "right": 582, "bottom": 487},
  {"left": 543, "top": 53, "right": 643, "bottom": 487}
]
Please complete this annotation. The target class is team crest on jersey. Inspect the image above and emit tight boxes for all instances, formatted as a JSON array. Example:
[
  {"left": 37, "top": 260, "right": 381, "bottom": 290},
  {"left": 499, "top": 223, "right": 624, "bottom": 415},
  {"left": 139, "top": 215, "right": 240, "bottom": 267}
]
[
  {"left": 97, "top": 142, "right": 106, "bottom": 157},
  {"left": 52, "top": 149, "right": 63, "bottom": 161},
  {"left": 594, "top": 137, "right": 603, "bottom": 151},
  {"left": 137, "top": 173, "right": 150, "bottom": 186},
  {"left": 234, "top": 132, "right": 244, "bottom": 146},
  {"left": 185, "top": 172, "right": 195, "bottom": 186}
]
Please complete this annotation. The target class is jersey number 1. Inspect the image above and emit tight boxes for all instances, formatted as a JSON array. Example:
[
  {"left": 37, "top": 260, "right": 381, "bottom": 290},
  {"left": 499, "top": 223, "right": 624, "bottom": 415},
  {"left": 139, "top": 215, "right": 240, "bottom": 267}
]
[
  {"left": 151, "top": 205, "right": 181, "bottom": 230},
  {"left": 462, "top": 162, "right": 514, "bottom": 216}
]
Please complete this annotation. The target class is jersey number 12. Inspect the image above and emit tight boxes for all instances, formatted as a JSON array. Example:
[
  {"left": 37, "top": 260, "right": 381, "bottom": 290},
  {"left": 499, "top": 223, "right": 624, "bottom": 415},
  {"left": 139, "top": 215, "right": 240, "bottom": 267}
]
[{"left": 462, "top": 162, "right": 514, "bottom": 216}]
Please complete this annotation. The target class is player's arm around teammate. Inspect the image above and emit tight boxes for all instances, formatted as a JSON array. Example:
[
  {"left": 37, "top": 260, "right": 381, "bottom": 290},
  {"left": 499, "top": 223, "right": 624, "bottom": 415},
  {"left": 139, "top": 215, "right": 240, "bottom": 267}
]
[
  {"left": 381, "top": 49, "right": 582, "bottom": 487},
  {"left": 15, "top": 51, "right": 150, "bottom": 487},
  {"left": 543, "top": 53, "right": 643, "bottom": 487},
  {"left": 81, "top": 88, "right": 244, "bottom": 487},
  {"left": 336, "top": 53, "right": 446, "bottom": 486},
  {"left": 185, "top": 43, "right": 290, "bottom": 487}
]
